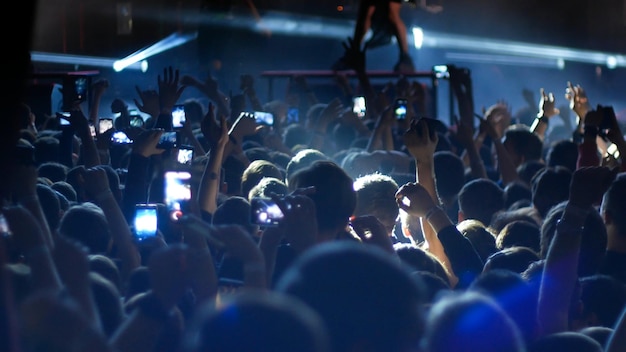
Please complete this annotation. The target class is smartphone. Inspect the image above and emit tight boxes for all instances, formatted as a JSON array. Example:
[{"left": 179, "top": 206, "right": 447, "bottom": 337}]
[
  {"left": 133, "top": 204, "right": 158, "bottom": 241},
  {"left": 111, "top": 131, "right": 133, "bottom": 145},
  {"left": 254, "top": 111, "right": 274, "bottom": 126},
  {"left": 98, "top": 118, "right": 114, "bottom": 134},
  {"left": 250, "top": 197, "right": 284, "bottom": 226},
  {"left": 394, "top": 98, "right": 408, "bottom": 120},
  {"left": 157, "top": 131, "right": 178, "bottom": 149},
  {"left": 164, "top": 171, "right": 192, "bottom": 221},
  {"left": 353, "top": 96, "right": 366, "bottom": 118},
  {"left": 287, "top": 107, "right": 299, "bottom": 124},
  {"left": 177, "top": 145, "right": 194, "bottom": 165},
  {"left": 62, "top": 77, "right": 88, "bottom": 111},
  {"left": 89, "top": 123, "right": 96, "bottom": 137},
  {"left": 172, "top": 104, "right": 186, "bottom": 129},
  {"left": 433, "top": 65, "right": 450, "bottom": 79}
]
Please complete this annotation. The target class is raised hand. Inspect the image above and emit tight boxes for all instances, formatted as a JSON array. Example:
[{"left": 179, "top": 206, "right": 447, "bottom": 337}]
[
  {"left": 82, "top": 166, "right": 111, "bottom": 201},
  {"left": 91, "top": 78, "right": 109, "bottom": 98},
  {"left": 229, "top": 111, "right": 260, "bottom": 143},
  {"left": 483, "top": 101, "right": 511, "bottom": 140},
  {"left": 134, "top": 86, "right": 160, "bottom": 119},
  {"left": 538, "top": 88, "right": 560, "bottom": 118},
  {"left": 157, "top": 66, "right": 186, "bottom": 114},
  {"left": 403, "top": 118, "right": 438, "bottom": 163},
  {"left": 395, "top": 182, "right": 438, "bottom": 218},
  {"left": 568, "top": 166, "right": 618, "bottom": 209},
  {"left": 270, "top": 187, "right": 318, "bottom": 253},
  {"left": 350, "top": 215, "right": 395, "bottom": 255},
  {"left": 565, "top": 81, "right": 591, "bottom": 122},
  {"left": 308, "top": 97, "right": 343, "bottom": 132},
  {"left": 201, "top": 104, "right": 229, "bottom": 150},
  {"left": 132, "top": 129, "right": 165, "bottom": 158}
]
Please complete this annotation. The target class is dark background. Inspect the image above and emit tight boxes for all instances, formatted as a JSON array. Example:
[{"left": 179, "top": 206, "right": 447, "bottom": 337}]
[{"left": 24, "top": 0, "right": 626, "bottom": 122}]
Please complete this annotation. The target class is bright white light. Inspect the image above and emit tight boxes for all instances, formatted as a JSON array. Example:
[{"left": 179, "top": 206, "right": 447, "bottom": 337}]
[
  {"left": 113, "top": 31, "right": 197, "bottom": 72},
  {"left": 140, "top": 60, "right": 148, "bottom": 73},
  {"left": 445, "top": 52, "right": 560, "bottom": 68},
  {"left": 419, "top": 30, "right": 626, "bottom": 68},
  {"left": 607, "top": 56, "right": 617, "bottom": 69},
  {"left": 412, "top": 27, "right": 424, "bottom": 49},
  {"left": 557, "top": 58, "right": 565, "bottom": 70},
  {"left": 31, "top": 51, "right": 145, "bottom": 71}
]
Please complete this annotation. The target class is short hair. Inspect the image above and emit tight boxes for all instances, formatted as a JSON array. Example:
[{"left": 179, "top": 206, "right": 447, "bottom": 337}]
[
  {"left": 456, "top": 219, "right": 498, "bottom": 264},
  {"left": 578, "top": 326, "right": 613, "bottom": 349},
  {"left": 248, "top": 177, "right": 289, "bottom": 201},
  {"left": 541, "top": 201, "right": 607, "bottom": 277},
  {"left": 51, "top": 181, "right": 77, "bottom": 202},
  {"left": 33, "top": 135, "right": 60, "bottom": 165},
  {"left": 283, "top": 124, "right": 310, "bottom": 149},
  {"left": 579, "top": 274, "right": 626, "bottom": 328},
  {"left": 353, "top": 172, "right": 399, "bottom": 233},
  {"left": 58, "top": 202, "right": 111, "bottom": 254},
  {"left": 531, "top": 166, "right": 572, "bottom": 218},
  {"left": 529, "top": 331, "right": 603, "bottom": 352},
  {"left": 601, "top": 172, "right": 626, "bottom": 236},
  {"left": 423, "top": 291, "right": 525, "bottom": 352},
  {"left": 546, "top": 139, "right": 578, "bottom": 172},
  {"left": 288, "top": 160, "right": 356, "bottom": 234},
  {"left": 458, "top": 178, "right": 505, "bottom": 227},
  {"left": 285, "top": 149, "right": 329, "bottom": 184},
  {"left": 489, "top": 207, "right": 542, "bottom": 234},
  {"left": 89, "top": 254, "right": 122, "bottom": 292},
  {"left": 433, "top": 151, "right": 466, "bottom": 199},
  {"left": 276, "top": 241, "right": 425, "bottom": 352},
  {"left": 183, "top": 291, "right": 330, "bottom": 352},
  {"left": 516, "top": 160, "right": 545, "bottom": 187},
  {"left": 483, "top": 246, "right": 540, "bottom": 274},
  {"left": 36, "top": 184, "right": 61, "bottom": 233},
  {"left": 497, "top": 220, "right": 541, "bottom": 253},
  {"left": 394, "top": 243, "right": 450, "bottom": 287},
  {"left": 37, "top": 162, "right": 68, "bottom": 183},
  {"left": 468, "top": 269, "right": 538, "bottom": 344},
  {"left": 504, "top": 181, "right": 532, "bottom": 210},
  {"left": 503, "top": 124, "right": 543, "bottom": 164},
  {"left": 241, "top": 160, "right": 284, "bottom": 199},
  {"left": 212, "top": 196, "right": 258, "bottom": 236}
]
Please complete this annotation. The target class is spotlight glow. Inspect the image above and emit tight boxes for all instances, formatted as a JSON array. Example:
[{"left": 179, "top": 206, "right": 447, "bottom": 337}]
[
  {"left": 113, "top": 31, "right": 197, "bottom": 72},
  {"left": 30, "top": 51, "right": 146, "bottom": 71},
  {"left": 417, "top": 28, "right": 626, "bottom": 68}
]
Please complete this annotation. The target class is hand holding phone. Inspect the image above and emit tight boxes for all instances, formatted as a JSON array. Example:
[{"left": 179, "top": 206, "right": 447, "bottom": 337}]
[
  {"left": 164, "top": 171, "right": 192, "bottom": 221},
  {"left": 133, "top": 204, "right": 158, "bottom": 241},
  {"left": 250, "top": 197, "right": 284, "bottom": 226},
  {"left": 394, "top": 99, "right": 408, "bottom": 120},
  {"left": 172, "top": 104, "right": 186, "bottom": 129}
]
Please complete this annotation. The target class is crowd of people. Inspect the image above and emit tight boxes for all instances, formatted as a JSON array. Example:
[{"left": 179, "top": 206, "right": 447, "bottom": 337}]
[{"left": 2, "top": 32, "right": 626, "bottom": 352}]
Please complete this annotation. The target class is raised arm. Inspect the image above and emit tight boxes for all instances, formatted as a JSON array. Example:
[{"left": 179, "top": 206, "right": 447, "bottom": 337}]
[
  {"left": 83, "top": 167, "right": 141, "bottom": 282},
  {"left": 402, "top": 118, "right": 454, "bottom": 275},
  {"left": 197, "top": 105, "right": 229, "bottom": 215},
  {"left": 395, "top": 182, "right": 483, "bottom": 289},
  {"left": 530, "top": 88, "right": 560, "bottom": 141},
  {"left": 536, "top": 166, "right": 617, "bottom": 336}
]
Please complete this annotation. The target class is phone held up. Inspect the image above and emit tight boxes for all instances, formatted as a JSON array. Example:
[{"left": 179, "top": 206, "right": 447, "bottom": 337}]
[
  {"left": 164, "top": 171, "right": 192, "bottom": 221},
  {"left": 353, "top": 96, "right": 366, "bottom": 119},
  {"left": 250, "top": 197, "right": 284, "bottom": 226},
  {"left": 172, "top": 104, "right": 186, "bottom": 129},
  {"left": 133, "top": 203, "right": 158, "bottom": 241},
  {"left": 394, "top": 98, "right": 408, "bottom": 120}
]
